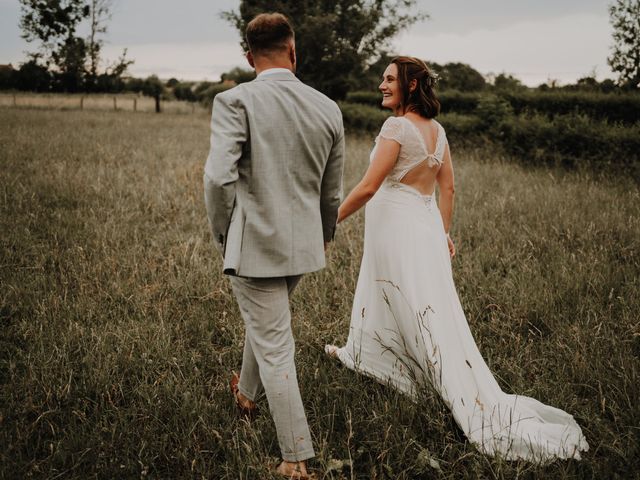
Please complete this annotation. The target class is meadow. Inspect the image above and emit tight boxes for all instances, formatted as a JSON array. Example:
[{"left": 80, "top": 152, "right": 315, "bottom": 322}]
[
  {"left": 1, "top": 106, "right": 639, "bottom": 479},
  {"left": 0, "top": 93, "right": 207, "bottom": 114}
]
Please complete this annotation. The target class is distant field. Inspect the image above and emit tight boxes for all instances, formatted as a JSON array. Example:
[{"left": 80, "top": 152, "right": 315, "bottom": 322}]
[
  {"left": 1, "top": 108, "right": 639, "bottom": 479},
  {"left": 0, "top": 92, "right": 207, "bottom": 114}
]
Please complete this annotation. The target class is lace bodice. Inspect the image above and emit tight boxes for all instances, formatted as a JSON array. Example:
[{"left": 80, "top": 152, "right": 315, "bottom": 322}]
[{"left": 370, "top": 116, "right": 448, "bottom": 182}]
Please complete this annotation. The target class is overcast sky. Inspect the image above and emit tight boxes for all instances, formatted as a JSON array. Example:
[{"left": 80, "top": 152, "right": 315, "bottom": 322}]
[{"left": 0, "top": 0, "right": 615, "bottom": 86}]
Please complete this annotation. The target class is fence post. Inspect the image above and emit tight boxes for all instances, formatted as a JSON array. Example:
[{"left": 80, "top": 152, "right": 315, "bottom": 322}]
[
  {"left": 133, "top": 97, "right": 137, "bottom": 112},
  {"left": 113, "top": 97, "right": 117, "bottom": 111},
  {"left": 191, "top": 103, "right": 195, "bottom": 114},
  {"left": 80, "top": 96, "right": 84, "bottom": 110},
  {"left": 13, "top": 94, "right": 17, "bottom": 107}
]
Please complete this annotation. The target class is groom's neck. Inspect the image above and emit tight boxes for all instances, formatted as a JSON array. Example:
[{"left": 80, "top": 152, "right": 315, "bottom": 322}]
[
  {"left": 250, "top": 48, "right": 295, "bottom": 75},
  {"left": 253, "top": 58, "right": 294, "bottom": 75}
]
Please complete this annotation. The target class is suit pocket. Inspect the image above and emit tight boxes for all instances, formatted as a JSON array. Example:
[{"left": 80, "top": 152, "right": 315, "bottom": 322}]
[{"left": 223, "top": 204, "right": 246, "bottom": 275}]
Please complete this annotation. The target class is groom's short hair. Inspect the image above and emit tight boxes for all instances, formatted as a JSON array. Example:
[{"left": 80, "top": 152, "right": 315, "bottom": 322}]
[{"left": 245, "top": 13, "right": 294, "bottom": 55}]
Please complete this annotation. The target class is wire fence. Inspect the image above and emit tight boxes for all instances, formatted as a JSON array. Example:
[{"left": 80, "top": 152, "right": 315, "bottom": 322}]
[{"left": 0, "top": 92, "right": 208, "bottom": 114}]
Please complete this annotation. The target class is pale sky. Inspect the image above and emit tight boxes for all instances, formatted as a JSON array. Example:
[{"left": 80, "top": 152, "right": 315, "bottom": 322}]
[{"left": 0, "top": 0, "right": 615, "bottom": 87}]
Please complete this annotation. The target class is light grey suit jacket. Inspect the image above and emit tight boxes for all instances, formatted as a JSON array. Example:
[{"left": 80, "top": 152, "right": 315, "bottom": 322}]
[{"left": 204, "top": 70, "right": 345, "bottom": 278}]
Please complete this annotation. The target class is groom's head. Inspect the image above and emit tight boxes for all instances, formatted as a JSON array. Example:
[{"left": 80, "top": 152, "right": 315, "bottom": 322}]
[{"left": 245, "top": 13, "right": 296, "bottom": 72}]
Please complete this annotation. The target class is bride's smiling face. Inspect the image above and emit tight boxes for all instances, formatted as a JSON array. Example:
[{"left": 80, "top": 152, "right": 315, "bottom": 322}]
[{"left": 379, "top": 63, "right": 401, "bottom": 111}]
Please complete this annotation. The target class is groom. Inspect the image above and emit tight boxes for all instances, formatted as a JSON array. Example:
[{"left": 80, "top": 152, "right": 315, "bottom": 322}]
[{"left": 203, "top": 12, "right": 344, "bottom": 478}]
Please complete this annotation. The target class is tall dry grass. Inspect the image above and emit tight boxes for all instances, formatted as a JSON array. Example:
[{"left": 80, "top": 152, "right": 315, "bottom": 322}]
[{"left": 1, "top": 108, "right": 639, "bottom": 479}]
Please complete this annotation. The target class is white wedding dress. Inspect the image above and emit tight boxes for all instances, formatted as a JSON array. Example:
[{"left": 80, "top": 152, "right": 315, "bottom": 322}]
[{"left": 330, "top": 116, "right": 589, "bottom": 462}]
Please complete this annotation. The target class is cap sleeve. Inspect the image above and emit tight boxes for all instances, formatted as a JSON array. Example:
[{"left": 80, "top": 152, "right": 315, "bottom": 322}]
[
  {"left": 434, "top": 123, "right": 448, "bottom": 162},
  {"left": 377, "top": 116, "right": 404, "bottom": 144}
]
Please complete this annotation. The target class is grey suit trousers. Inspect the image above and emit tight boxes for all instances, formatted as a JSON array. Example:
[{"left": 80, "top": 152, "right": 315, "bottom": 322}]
[{"left": 230, "top": 275, "right": 314, "bottom": 462}]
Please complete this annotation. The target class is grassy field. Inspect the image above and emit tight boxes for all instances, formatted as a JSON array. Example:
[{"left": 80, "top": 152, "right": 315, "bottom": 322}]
[
  {"left": 1, "top": 107, "right": 639, "bottom": 479},
  {"left": 0, "top": 93, "right": 207, "bottom": 114}
]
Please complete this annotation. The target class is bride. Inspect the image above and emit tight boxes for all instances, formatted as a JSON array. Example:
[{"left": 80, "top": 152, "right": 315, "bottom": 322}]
[{"left": 325, "top": 56, "right": 588, "bottom": 462}]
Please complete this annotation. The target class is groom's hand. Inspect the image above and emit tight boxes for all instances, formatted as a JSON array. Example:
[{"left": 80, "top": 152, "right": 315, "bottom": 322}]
[{"left": 324, "top": 241, "right": 329, "bottom": 252}]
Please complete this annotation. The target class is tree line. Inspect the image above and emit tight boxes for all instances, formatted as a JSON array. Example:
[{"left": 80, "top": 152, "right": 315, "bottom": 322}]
[
  {"left": 3, "top": 0, "right": 638, "bottom": 103},
  {"left": 220, "top": 0, "right": 638, "bottom": 96}
]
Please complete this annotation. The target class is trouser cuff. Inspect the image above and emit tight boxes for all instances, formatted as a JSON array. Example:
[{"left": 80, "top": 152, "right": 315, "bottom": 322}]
[
  {"left": 238, "top": 384, "right": 257, "bottom": 403},
  {"left": 282, "top": 448, "right": 315, "bottom": 462}
]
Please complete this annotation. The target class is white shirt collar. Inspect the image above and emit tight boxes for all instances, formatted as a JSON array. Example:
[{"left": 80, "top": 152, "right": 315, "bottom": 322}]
[{"left": 256, "top": 68, "right": 292, "bottom": 79}]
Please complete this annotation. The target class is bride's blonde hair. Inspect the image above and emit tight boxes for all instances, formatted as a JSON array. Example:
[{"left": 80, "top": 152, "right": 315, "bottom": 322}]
[{"left": 391, "top": 56, "right": 440, "bottom": 119}]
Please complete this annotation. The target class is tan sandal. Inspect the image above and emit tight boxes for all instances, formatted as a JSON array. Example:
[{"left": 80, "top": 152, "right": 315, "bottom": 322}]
[
  {"left": 229, "top": 371, "right": 257, "bottom": 420},
  {"left": 274, "top": 461, "right": 317, "bottom": 479}
]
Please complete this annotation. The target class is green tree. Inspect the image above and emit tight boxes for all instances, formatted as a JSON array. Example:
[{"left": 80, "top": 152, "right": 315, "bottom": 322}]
[
  {"left": 19, "top": 0, "right": 89, "bottom": 59},
  {"left": 475, "top": 93, "right": 513, "bottom": 134},
  {"left": 86, "top": 0, "right": 130, "bottom": 90},
  {"left": 608, "top": 0, "right": 640, "bottom": 88},
  {"left": 222, "top": 0, "right": 426, "bottom": 99},
  {"left": 124, "top": 77, "right": 146, "bottom": 93},
  {"left": 16, "top": 59, "right": 52, "bottom": 91},
  {"left": 19, "top": 0, "right": 131, "bottom": 92},
  {"left": 55, "top": 35, "right": 87, "bottom": 91},
  {"left": 577, "top": 76, "right": 598, "bottom": 89},
  {"left": 598, "top": 78, "right": 617, "bottom": 93},
  {"left": 351, "top": 52, "right": 395, "bottom": 91},
  {"left": 432, "top": 62, "right": 486, "bottom": 91},
  {"left": 19, "top": 0, "right": 90, "bottom": 90},
  {"left": 173, "top": 83, "right": 197, "bottom": 102},
  {"left": 143, "top": 75, "right": 165, "bottom": 113},
  {"left": 0, "top": 65, "right": 16, "bottom": 90},
  {"left": 492, "top": 73, "right": 524, "bottom": 91}
]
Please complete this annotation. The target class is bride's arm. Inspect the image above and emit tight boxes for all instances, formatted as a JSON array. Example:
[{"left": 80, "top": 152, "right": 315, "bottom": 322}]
[
  {"left": 436, "top": 143, "right": 456, "bottom": 255},
  {"left": 336, "top": 138, "right": 400, "bottom": 224}
]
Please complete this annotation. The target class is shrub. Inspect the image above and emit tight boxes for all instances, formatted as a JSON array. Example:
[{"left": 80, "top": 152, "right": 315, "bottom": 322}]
[
  {"left": 346, "top": 89, "right": 481, "bottom": 115},
  {"left": 474, "top": 94, "right": 514, "bottom": 129},
  {"left": 347, "top": 89, "right": 640, "bottom": 124},
  {"left": 197, "top": 84, "right": 234, "bottom": 106},
  {"left": 338, "top": 101, "right": 390, "bottom": 132},
  {"left": 124, "top": 77, "right": 146, "bottom": 93},
  {"left": 439, "top": 90, "right": 481, "bottom": 114},
  {"left": 338, "top": 103, "right": 486, "bottom": 151},
  {"left": 14, "top": 61, "right": 52, "bottom": 92},
  {"left": 346, "top": 90, "right": 381, "bottom": 107},
  {"left": 338, "top": 101, "right": 639, "bottom": 176},
  {"left": 0, "top": 64, "right": 17, "bottom": 90},
  {"left": 501, "top": 91, "right": 640, "bottom": 125},
  {"left": 194, "top": 81, "right": 217, "bottom": 96},
  {"left": 173, "top": 83, "right": 197, "bottom": 102},
  {"left": 500, "top": 113, "right": 640, "bottom": 171},
  {"left": 94, "top": 73, "right": 125, "bottom": 93},
  {"left": 220, "top": 67, "right": 255, "bottom": 84},
  {"left": 437, "top": 113, "right": 485, "bottom": 148}
]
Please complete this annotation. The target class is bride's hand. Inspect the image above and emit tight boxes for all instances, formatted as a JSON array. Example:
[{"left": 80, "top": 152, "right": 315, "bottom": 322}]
[{"left": 447, "top": 234, "right": 456, "bottom": 259}]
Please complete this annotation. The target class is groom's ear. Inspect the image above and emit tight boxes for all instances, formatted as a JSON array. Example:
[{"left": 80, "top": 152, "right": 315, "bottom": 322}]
[
  {"left": 246, "top": 51, "right": 255, "bottom": 69},
  {"left": 289, "top": 41, "right": 296, "bottom": 70}
]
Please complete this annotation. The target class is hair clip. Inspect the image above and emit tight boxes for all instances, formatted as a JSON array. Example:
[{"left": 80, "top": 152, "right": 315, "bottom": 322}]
[{"left": 427, "top": 71, "right": 439, "bottom": 87}]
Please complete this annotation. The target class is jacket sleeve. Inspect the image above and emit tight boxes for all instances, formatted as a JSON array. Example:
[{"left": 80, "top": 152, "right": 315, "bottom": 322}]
[
  {"left": 320, "top": 112, "right": 345, "bottom": 243},
  {"left": 203, "top": 91, "right": 247, "bottom": 254}
]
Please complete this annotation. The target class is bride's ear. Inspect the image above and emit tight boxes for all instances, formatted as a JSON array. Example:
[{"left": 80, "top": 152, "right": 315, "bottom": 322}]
[{"left": 409, "top": 79, "right": 417, "bottom": 93}]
